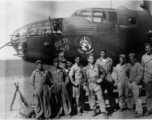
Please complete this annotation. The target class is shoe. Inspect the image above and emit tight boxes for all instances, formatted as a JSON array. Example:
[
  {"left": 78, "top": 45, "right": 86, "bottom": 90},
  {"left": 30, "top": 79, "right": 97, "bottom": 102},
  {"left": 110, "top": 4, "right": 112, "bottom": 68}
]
[
  {"left": 103, "top": 112, "right": 108, "bottom": 119},
  {"left": 119, "top": 108, "right": 123, "bottom": 112},
  {"left": 78, "top": 112, "right": 82, "bottom": 116},
  {"left": 114, "top": 109, "right": 117, "bottom": 112},
  {"left": 82, "top": 110, "right": 88, "bottom": 113},
  {"left": 134, "top": 113, "right": 143, "bottom": 118},
  {"left": 66, "top": 114, "right": 72, "bottom": 118},
  {"left": 56, "top": 115, "right": 60, "bottom": 118},
  {"left": 128, "top": 108, "right": 134, "bottom": 112},
  {"left": 91, "top": 110, "right": 96, "bottom": 117},
  {"left": 144, "top": 111, "right": 151, "bottom": 116}
]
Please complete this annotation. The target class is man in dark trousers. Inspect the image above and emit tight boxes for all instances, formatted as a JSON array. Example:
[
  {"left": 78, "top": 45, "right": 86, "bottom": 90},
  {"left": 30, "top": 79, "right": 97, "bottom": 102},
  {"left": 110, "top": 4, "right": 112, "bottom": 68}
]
[
  {"left": 96, "top": 49, "right": 117, "bottom": 112},
  {"left": 48, "top": 58, "right": 71, "bottom": 118}
]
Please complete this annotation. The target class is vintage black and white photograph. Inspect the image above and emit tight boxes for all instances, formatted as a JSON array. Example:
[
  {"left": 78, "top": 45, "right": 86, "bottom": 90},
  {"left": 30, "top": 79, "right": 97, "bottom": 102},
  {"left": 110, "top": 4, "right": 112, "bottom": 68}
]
[{"left": 0, "top": 0, "right": 152, "bottom": 119}]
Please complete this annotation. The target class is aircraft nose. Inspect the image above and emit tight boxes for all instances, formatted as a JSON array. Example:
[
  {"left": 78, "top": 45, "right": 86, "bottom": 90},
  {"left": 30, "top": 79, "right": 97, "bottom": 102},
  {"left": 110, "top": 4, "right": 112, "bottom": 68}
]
[{"left": 11, "top": 34, "right": 27, "bottom": 57}]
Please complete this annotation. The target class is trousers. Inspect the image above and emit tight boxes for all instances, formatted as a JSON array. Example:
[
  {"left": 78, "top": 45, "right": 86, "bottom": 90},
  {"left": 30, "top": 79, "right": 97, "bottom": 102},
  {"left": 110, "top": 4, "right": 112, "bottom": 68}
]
[
  {"left": 73, "top": 81, "right": 85, "bottom": 112},
  {"left": 130, "top": 82, "right": 143, "bottom": 114},
  {"left": 117, "top": 79, "right": 133, "bottom": 109},
  {"left": 143, "top": 78, "right": 152, "bottom": 112},
  {"left": 88, "top": 82, "right": 106, "bottom": 113}
]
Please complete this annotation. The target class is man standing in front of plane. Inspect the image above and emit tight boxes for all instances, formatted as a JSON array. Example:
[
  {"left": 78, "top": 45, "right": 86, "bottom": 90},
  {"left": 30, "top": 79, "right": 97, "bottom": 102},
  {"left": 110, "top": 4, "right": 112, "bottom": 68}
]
[
  {"left": 95, "top": 49, "right": 117, "bottom": 112},
  {"left": 30, "top": 60, "right": 52, "bottom": 119},
  {"left": 69, "top": 55, "right": 86, "bottom": 116},
  {"left": 113, "top": 54, "right": 131, "bottom": 111},
  {"left": 128, "top": 53, "right": 143, "bottom": 117},
  {"left": 141, "top": 43, "right": 152, "bottom": 116},
  {"left": 48, "top": 58, "right": 71, "bottom": 118},
  {"left": 85, "top": 53, "right": 108, "bottom": 119}
]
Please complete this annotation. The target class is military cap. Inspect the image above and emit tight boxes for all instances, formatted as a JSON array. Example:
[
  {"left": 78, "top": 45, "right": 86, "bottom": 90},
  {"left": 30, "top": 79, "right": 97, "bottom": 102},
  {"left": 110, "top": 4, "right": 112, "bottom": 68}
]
[
  {"left": 144, "top": 43, "right": 151, "bottom": 47},
  {"left": 100, "top": 49, "right": 106, "bottom": 53},
  {"left": 119, "top": 54, "right": 126, "bottom": 59},
  {"left": 87, "top": 53, "right": 94, "bottom": 59},
  {"left": 128, "top": 53, "right": 136, "bottom": 58},
  {"left": 53, "top": 58, "right": 59, "bottom": 63},
  {"left": 61, "top": 58, "right": 67, "bottom": 63},
  {"left": 58, "top": 52, "right": 65, "bottom": 57},
  {"left": 36, "top": 60, "right": 42, "bottom": 65}
]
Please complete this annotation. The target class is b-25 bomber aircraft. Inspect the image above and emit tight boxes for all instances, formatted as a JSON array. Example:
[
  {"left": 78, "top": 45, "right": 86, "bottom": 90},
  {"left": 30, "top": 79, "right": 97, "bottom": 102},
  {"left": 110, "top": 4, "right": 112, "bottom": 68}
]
[{"left": 2, "top": 1, "right": 152, "bottom": 65}]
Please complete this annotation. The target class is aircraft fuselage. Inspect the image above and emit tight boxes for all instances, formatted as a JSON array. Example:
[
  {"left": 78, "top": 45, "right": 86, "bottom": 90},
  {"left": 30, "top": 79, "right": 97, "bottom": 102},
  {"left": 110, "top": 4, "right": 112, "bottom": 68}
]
[{"left": 11, "top": 7, "right": 152, "bottom": 65}]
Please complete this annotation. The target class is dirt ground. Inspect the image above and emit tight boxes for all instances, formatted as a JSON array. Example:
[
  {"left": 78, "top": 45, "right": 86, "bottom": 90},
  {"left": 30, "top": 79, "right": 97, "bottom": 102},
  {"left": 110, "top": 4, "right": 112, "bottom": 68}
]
[{"left": 0, "top": 76, "right": 151, "bottom": 120}]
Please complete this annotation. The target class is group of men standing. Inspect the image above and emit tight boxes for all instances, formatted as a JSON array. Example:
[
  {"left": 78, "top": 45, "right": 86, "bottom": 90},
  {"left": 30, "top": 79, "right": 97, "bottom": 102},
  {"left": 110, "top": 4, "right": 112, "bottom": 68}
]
[{"left": 30, "top": 43, "right": 152, "bottom": 119}]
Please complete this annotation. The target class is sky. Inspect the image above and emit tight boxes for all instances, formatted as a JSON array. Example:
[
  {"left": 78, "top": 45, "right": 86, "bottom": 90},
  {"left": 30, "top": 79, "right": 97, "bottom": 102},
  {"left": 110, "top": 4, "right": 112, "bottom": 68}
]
[{"left": 0, "top": 0, "right": 144, "bottom": 60}]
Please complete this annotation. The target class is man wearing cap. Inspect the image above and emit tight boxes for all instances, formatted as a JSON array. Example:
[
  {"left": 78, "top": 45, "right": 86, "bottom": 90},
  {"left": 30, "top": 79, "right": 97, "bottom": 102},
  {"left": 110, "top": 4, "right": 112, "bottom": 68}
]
[
  {"left": 58, "top": 51, "right": 73, "bottom": 69},
  {"left": 96, "top": 49, "right": 117, "bottom": 112},
  {"left": 48, "top": 58, "right": 71, "bottom": 118},
  {"left": 128, "top": 53, "right": 143, "bottom": 117},
  {"left": 69, "top": 55, "right": 86, "bottom": 115},
  {"left": 85, "top": 53, "right": 108, "bottom": 119},
  {"left": 113, "top": 54, "right": 131, "bottom": 111},
  {"left": 30, "top": 60, "right": 52, "bottom": 119},
  {"left": 141, "top": 43, "right": 152, "bottom": 116}
]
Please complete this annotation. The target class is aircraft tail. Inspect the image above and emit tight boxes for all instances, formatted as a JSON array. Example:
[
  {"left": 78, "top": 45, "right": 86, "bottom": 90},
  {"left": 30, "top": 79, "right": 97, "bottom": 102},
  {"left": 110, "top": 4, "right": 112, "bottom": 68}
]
[{"left": 141, "top": 1, "right": 152, "bottom": 19}]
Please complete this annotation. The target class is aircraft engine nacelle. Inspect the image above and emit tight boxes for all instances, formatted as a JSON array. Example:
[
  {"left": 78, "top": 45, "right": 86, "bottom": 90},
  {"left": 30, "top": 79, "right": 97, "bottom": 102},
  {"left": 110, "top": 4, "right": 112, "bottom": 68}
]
[
  {"left": 128, "top": 17, "right": 137, "bottom": 25},
  {"left": 147, "top": 29, "right": 152, "bottom": 38}
]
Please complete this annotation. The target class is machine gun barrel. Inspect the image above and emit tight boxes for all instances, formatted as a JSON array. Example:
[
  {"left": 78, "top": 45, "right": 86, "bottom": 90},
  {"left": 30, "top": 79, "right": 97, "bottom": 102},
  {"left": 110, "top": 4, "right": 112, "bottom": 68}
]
[{"left": 0, "top": 42, "right": 11, "bottom": 49}]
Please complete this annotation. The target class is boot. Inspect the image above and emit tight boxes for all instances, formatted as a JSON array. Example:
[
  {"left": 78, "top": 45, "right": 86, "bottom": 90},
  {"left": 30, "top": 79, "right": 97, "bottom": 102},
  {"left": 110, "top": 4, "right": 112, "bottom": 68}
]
[
  {"left": 65, "top": 114, "right": 72, "bottom": 118},
  {"left": 144, "top": 111, "right": 152, "bottom": 116},
  {"left": 91, "top": 110, "right": 96, "bottom": 117},
  {"left": 103, "top": 112, "right": 108, "bottom": 119},
  {"left": 134, "top": 113, "right": 143, "bottom": 118}
]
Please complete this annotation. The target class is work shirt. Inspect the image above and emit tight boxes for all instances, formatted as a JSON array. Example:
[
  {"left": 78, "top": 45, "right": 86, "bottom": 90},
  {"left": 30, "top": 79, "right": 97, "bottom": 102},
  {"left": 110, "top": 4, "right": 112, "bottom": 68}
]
[
  {"left": 48, "top": 66, "right": 67, "bottom": 84},
  {"left": 96, "top": 57, "right": 113, "bottom": 74},
  {"left": 69, "top": 63, "right": 84, "bottom": 85},
  {"left": 85, "top": 64, "right": 106, "bottom": 83},
  {"left": 114, "top": 63, "right": 130, "bottom": 83},
  {"left": 129, "top": 62, "right": 143, "bottom": 84},
  {"left": 30, "top": 68, "right": 50, "bottom": 89},
  {"left": 96, "top": 57, "right": 113, "bottom": 82},
  {"left": 141, "top": 53, "right": 152, "bottom": 80}
]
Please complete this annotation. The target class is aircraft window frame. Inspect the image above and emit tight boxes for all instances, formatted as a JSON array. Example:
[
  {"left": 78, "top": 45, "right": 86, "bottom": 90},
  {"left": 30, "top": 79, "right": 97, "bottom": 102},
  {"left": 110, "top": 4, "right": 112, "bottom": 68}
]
[
  {"left": 92, "top": 11, "right": 107, "bottom": 23},
  {"left": 76, "top": 10, "right": 92, "bottom": 22},
  {"left": 37, "top": 23, "right": 43, "bottom": 27},
  {"left": 108, "top": 11, "right": 118, "bottom": 23},
  {"left": 44, "top": 21, "right": 51, "bottom": 26}
]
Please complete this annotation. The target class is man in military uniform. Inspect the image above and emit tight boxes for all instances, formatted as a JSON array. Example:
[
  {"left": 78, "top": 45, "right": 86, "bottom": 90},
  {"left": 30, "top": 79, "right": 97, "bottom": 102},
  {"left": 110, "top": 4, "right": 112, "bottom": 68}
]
[
  {"left": 48, "top": 58, "right": 71, "bottom": 118},
  {"left": 30, "top": 60, "right": 52, "bottom": 119},
  {"left": 141, "top": 43, "right": 152, "bottom": 116},
  {"left": 61, "top": 58, "right": 73, "bottom": 114},
  {"left": 113, "top": 54, "right": 132, "bottom": 111},
  {"left": 58, "top": 51, "right": 73, "bottom": 69},
  {"left": 85, "top": 53, "right": 108, "bottom": 119},
  {"left": 69, "top": 55, "right": 86, "bottom": 116},
  {"left": 128, "top": 53, "right": 143, "bottom": 117},
  {"left": 96, "top": 49, "right": 117, "bottom": 112}
]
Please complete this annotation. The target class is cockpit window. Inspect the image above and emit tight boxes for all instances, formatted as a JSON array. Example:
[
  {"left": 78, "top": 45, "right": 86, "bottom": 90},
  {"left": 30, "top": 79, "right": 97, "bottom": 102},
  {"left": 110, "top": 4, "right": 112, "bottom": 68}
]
[
  {"left": 93, "top": 11, "right": 106, "bottom": 23},
  {"left": 108, "top": 12, "right": 118, "bottom": 23},
  {"left": 75, "top": 10, "right": 92, "bottom": 22}
]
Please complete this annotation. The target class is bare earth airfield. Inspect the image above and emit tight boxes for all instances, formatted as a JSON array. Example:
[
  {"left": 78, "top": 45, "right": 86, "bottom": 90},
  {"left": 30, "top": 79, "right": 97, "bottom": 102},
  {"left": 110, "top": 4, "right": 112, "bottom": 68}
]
[{"left": 0, "top": 59, "right": 151, "bottom": 119}]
